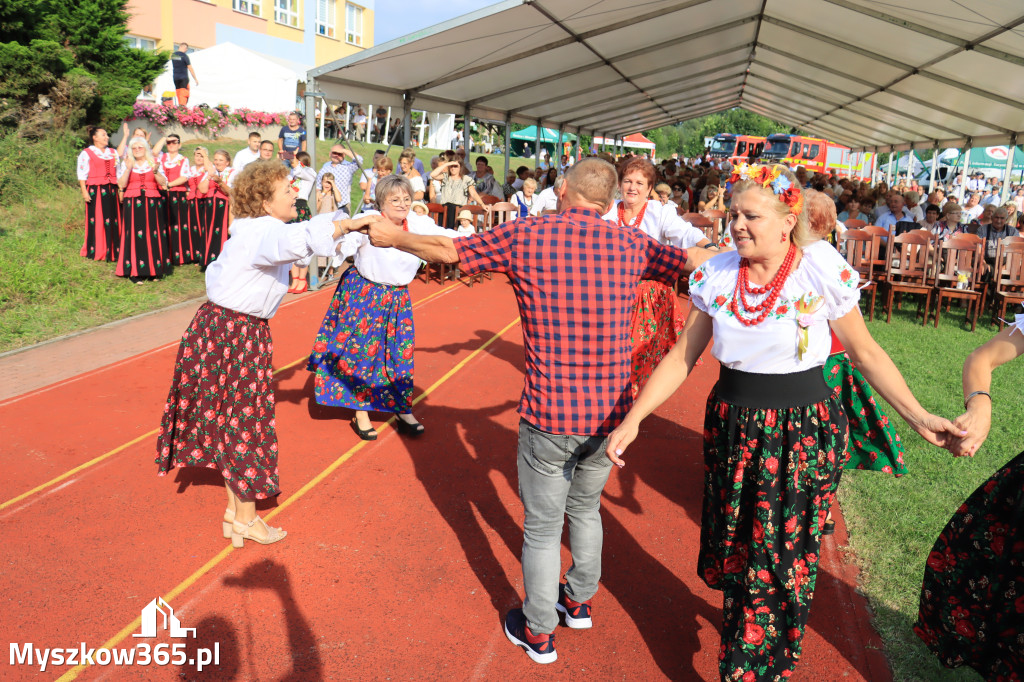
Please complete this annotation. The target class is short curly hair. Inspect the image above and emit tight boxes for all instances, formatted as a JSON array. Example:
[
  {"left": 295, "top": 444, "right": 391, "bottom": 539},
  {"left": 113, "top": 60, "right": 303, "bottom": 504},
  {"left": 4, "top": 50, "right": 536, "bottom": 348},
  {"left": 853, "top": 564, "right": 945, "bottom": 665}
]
[
  {"left": 231, "top": 160, "right": 289, "bottom": 218},
  {"left": 617, "top": 157, "right": 657, "bottom": 188}
]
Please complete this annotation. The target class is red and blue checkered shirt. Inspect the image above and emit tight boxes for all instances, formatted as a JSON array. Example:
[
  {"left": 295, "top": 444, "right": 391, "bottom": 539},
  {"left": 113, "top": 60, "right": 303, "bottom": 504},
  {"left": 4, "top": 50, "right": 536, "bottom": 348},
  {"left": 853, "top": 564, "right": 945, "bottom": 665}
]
[{"left": 454, "top": 207, "right": 689, "bottom": 436}]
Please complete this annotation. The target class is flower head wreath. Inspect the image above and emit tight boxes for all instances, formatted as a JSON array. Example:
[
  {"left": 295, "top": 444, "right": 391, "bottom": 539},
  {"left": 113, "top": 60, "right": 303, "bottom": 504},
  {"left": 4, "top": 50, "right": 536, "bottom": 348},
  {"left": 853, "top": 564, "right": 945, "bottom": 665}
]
[{"left": 729, "top": 163, "right": 804, "bottom": 215}]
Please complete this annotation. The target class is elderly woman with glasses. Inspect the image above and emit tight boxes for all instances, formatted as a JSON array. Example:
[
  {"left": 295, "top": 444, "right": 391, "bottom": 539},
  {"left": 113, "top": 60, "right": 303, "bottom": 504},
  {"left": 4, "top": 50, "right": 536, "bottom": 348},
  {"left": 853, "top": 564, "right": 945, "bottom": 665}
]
[{"left": 307, "top": 174, "right": 450, "bottom": 441}]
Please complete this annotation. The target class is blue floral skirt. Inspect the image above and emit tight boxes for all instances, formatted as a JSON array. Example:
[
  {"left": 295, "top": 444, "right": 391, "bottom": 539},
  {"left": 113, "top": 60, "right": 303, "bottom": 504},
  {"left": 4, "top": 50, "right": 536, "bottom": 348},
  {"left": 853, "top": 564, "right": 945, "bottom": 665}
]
[{"left": 307, "top": 268, "right": 415, "bottom": 412}]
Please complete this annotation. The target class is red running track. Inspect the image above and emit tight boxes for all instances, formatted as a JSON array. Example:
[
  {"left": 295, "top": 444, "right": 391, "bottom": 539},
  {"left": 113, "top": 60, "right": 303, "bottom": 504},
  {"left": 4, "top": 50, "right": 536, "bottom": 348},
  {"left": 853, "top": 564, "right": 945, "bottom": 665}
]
[{"left": 0, "top": 276, "right": 891, "bottom": 681}]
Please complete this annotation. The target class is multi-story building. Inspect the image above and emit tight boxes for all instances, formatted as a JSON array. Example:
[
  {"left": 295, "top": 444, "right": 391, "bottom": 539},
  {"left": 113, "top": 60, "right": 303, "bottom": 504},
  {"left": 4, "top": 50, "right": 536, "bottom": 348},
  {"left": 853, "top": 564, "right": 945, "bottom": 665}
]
[{"left": 125, "top": 0, "right": 374, "bottom": 73}]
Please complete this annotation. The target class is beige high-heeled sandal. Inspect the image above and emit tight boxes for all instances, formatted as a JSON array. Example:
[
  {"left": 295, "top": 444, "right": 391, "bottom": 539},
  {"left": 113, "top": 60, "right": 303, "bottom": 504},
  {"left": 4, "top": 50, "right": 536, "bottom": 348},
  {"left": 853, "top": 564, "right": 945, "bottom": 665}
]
[
  {"left": 231, "top": 517, "right": 287, "bottom": 547},
  {"left": 222, "top": 508, "right": 235, "bottom": 539}
]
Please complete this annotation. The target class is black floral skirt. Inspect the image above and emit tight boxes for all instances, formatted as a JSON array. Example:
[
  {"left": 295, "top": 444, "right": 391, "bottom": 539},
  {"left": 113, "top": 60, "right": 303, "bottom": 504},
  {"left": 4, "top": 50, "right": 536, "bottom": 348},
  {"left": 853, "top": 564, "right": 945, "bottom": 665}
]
[
  {"left": 915, "top": 450, "right": 1024, "bottom": 679},
  {"left": 699, "top": 367, "right": 849, "bottom": 681}
]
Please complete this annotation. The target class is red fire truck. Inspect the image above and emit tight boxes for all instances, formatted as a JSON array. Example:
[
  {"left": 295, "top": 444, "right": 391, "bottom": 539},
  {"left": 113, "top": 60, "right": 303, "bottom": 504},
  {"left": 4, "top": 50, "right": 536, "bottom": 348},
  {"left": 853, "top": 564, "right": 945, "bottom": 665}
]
[
  {"left": 761, "top": 134, "right": 874, "bottom": 180},
  {"left": 709, "top": 133, "right": 766, "bottom": 165}
]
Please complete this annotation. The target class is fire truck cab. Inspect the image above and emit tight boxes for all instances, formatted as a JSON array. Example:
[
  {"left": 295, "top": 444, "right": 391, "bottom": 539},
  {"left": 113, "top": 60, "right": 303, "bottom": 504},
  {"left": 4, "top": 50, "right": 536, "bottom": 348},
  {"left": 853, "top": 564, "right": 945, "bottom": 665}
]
[{"left": 709, "top": 134, "right": 766, "bottom": 165}]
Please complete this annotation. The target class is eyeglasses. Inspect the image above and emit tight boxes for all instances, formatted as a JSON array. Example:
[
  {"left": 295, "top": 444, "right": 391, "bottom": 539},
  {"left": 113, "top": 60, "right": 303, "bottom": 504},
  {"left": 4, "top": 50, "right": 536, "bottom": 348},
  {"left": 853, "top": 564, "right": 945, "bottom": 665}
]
[
  {"left": 387, "top": 197, "right": 413, "bottom": 206},
  {"left": 167, "top": 140, "right": 180, "bottom": 145},
  {"left": 330, "top": 151, "right": 343, "bottom": 157}
]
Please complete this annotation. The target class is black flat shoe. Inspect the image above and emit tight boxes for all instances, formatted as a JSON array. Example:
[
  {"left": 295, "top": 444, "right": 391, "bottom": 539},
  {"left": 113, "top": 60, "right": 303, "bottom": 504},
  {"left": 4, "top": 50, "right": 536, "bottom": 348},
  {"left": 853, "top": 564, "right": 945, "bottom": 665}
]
[
  {"left": 395, "top": 417, "right": 425, "bottom": 437},
  {"left": 822, "top": 518, "right": 835, "bottom": 536},
  {"left": 350, "top": 417, "right": 377, "bottom": 441}
]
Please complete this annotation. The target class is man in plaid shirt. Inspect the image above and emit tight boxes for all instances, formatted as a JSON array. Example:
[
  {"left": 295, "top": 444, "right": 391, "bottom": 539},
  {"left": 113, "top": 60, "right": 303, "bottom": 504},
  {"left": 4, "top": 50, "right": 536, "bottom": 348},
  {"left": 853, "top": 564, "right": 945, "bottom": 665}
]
[{"left": 364, "top": 158, "right": 709, "bottom": 664}]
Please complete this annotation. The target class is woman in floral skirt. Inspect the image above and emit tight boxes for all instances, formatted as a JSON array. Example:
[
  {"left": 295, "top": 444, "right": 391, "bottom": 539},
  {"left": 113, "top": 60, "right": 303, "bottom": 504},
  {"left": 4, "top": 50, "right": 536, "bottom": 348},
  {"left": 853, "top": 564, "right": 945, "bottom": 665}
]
[
  {"left": 201, "top": 149, "right": 235, "bottom": 266},
  {"left": 915, "top": 315, "right": 1024, "bottom": 678},
  {"left": 155, "top": 134, "right": 200, "bottom": 265},
  {"left": 155, "top": 160, "right": 379, "bottom": 546},
  {"left": 601, "top": 157, "right": 714, "bottom": 397},
  {"left": 307, "top": 174, "right": 449, "bottom": 441},
  {"left": 606, "top": 164, "right": 962, "bottom": 681}
]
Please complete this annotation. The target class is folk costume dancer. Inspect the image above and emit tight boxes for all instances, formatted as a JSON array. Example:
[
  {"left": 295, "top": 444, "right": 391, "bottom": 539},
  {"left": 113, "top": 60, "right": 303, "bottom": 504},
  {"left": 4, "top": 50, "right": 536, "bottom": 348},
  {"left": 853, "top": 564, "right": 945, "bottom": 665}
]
[
  {"left": 602, "top": 158, "right": 713, "bottom": 397},
  {"left": 155, "top": 161, "right": 380, "bottom": 547},
  {"left": 116, "top": 138, "right": 168, "bottom": 281},
  {"left": 307, "top": 175, "right": 449, "bottom": 441},
  {"left": 77, "top": 126, "right": 122, "bottom": 262},
  {"left": 157, "top": 139, "right": 199, "bottom": 264},
  {"left": 606, "top": 164, "right": 962, "bottom": 681},
  {"left": 186, "top": 148, "right": 212, "bottom": 261},
  {"left": 915, "top": 315, "right": 1024, "bottom": 679},
  {"left": 202, "top": 151, "right": 235, "bottom": 266}
]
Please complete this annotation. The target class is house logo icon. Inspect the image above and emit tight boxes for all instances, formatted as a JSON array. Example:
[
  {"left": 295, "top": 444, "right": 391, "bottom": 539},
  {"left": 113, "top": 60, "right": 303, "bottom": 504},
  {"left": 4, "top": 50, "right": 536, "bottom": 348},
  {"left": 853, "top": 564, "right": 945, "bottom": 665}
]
[{"left": 132, "top": 597, "right": 196, "bottom": 638}]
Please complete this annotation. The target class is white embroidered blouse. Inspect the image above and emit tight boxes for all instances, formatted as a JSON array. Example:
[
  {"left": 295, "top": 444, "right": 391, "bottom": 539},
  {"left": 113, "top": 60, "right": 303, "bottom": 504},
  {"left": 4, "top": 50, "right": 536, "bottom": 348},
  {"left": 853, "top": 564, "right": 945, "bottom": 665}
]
[
  {"left": 339, "top": 212, "right": 450, "bottom": 287},
  {"left": 602, "top": 200, "right": 707, "bottom": 249},
  {"left": 689, "top": 241, "right": 861, "bottom": 373}
]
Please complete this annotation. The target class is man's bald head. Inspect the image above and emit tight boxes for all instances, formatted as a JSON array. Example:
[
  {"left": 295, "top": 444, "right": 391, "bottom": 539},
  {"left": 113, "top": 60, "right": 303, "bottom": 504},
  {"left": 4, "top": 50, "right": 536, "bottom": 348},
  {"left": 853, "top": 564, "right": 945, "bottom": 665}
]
[{"left": 561, "top": 158, "right": 618, "bottom": 213}]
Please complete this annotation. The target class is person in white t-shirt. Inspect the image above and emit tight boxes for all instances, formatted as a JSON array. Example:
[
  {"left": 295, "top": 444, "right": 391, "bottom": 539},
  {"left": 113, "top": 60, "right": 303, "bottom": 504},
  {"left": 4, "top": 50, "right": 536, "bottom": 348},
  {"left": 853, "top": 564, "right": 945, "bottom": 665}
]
[
  {"left": 535, "top": 176, "right": 563, "bottom": 213},
  {"left": 605, "top": 163, "right": 962, "bottom": 682},
  {"left": 232, "top": 132, "right": 262, "bottom": 172}
]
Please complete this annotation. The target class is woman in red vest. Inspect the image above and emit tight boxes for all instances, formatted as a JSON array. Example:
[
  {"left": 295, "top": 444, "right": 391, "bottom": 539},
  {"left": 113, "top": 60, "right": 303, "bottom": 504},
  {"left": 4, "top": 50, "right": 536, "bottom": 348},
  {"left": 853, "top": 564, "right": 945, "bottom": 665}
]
[
  {"left": 116, "top": 137, "right": 169, "bottom": 282},
  {"left": 201, "top": 149, "right": 235, "bottom": 266},
  {"left": 76, "top": 126, "right": 122, "bottom": 262},
  {"left": 186, "top": 147, "right": 212, "bottom": 254},
  {"left": 155, "top": 134, "right": 201, "bottom": 264}
]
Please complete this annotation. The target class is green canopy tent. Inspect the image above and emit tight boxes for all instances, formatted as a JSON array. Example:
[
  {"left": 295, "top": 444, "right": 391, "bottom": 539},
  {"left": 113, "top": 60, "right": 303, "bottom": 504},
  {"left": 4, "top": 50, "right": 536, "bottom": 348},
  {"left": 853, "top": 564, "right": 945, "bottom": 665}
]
[
  {"left": 509, "top": 126, "right": 577, "bottom": 160},
  {"left": 942, "top": 146, "right": 1024, "bottom": 181}
]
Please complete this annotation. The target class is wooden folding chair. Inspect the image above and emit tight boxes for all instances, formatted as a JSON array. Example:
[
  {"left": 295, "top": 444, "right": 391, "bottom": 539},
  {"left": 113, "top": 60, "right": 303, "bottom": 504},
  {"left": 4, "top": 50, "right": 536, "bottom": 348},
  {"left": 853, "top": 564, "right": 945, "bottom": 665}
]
[
  {"left": 841, "top": 229, "right": 877, "bottom": 321},
  {"left": 422, "top": 202, "right": 456, "bottom": 284},
  {"left": 479, "top": 194, "right": 501, "bottom": 206},
  {"left": 684, "top": 214, "right": 715, "bottom": 243},
  {"left": 933, "top": 236, "right": 985, "bottom": 331},
  {"left": 991, "top": 241, "right": 1024, "bottom": 330},
  {"left": 426, "top": 202, "right": 446, "bottom": 227},
  {"left": 844, "top": 218, "right": 868, "bottom": 230},
  {"left": 884, "top": 231, "right": 932, "bottom": 325},
  {"left": 704, "top": 209, "right": 727, "bottom": 243},
  {"left": 488, "top": 202, "right": 517, "bottom": 230},
  {"left": 458, "top": 204, "right": 490, "bottom": 286}
]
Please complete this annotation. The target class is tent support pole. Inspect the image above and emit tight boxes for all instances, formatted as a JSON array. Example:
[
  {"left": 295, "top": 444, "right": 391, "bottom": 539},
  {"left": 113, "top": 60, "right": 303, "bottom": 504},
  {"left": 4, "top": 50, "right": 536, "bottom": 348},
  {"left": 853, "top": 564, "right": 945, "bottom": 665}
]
[
  {"left": 305, "top": 80, "right": 316, "bottom": 178},
  {"left": 402, "top": 94, "right": 412, "bottom": 148},
  {"left": 366, "top": 104, "right": 372, "bottom": 143},
  {"left": 318, "top": 98, "right": 325, "bottom": 141},
  {"left": 464, "top": 104, "right": 472, "bottom": 154},
  {"left": 384, "top": 106, "right": 392, "bottom": 146},
  {"left": 1001, "top": 134, "right": 1016, "bottom": 205},
  {"left": 959, "top": 140, "right": 972, "bottom": 203},
  {"left": 504, "top": 114, "right": 511, "bottom": 184},
  {"left": 556, "top": 124, "right": 563, "bottom": 175},
  {"left": 929, "top": 141, "right": 938, "bottom": 194},
  {"left": 535, "top": 119, "right": 542, "bottom": 170}
]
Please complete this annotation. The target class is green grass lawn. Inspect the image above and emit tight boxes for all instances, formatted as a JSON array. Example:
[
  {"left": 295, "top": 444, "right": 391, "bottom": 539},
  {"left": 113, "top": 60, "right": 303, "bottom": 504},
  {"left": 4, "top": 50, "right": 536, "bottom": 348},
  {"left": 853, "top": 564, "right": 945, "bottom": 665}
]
[
  {"left": 839, "top": 302, "right": 1022, "bottom": 681},
  {"left": 0, "top": 137, "right": 533, "bottom": 353}
]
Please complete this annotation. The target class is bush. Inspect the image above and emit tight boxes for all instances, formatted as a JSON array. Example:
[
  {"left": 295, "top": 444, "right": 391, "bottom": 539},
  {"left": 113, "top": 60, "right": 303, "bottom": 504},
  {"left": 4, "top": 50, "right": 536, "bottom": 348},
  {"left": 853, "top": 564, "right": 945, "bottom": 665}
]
[{"left": 0, "top": 130, "right": 81, "bottom": 205}]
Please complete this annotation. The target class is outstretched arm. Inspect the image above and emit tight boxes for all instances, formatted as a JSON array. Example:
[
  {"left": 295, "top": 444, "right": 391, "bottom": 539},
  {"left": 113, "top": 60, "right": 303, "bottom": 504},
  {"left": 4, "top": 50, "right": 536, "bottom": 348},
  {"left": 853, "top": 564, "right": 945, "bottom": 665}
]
[
  {"left": 365, "top": 221, "right": 460, "bottom": 264},
  {"left": 951, "top": 324, "right": 1024, "bottom": 456},
  {"left": 832, "top": 306, "right": 965, "bottom": 450},
  {"left": 606, "top": 308, "right": 713, "bottom": 466}
]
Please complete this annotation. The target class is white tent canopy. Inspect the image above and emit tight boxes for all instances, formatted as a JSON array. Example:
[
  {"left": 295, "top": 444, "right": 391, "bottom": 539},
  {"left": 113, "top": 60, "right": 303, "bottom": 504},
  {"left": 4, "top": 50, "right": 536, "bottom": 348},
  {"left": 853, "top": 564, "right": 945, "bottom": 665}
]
[
  {"left": 308, "top": 0, "right": 1024, "bottom": 154},
  {"left": 155, "top": 42, "right": 302, "bottom": 112}
]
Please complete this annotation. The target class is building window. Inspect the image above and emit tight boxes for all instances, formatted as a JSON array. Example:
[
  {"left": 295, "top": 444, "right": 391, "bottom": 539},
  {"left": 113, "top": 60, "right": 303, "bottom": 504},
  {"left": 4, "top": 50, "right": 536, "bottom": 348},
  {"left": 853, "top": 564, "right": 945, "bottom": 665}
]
[
  {"left": 233, "top": 0, "right": 261, "bottom": 17},
  {"left": 345, "top": 3, "right": 363, "bottom": 45},
  {"left": 275, "top": 0, "right": 299, "bottom": 27},
  {"left": 125, "top": 35, "right": 157, "bottom": 51},
  {"left": 317, "top": 0, "right": 336, "bottom": 38}
]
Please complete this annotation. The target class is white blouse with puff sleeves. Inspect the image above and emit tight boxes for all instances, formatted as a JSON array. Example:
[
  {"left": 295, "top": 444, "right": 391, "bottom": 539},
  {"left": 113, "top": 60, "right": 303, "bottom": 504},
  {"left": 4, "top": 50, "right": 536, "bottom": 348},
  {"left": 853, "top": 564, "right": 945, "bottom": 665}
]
[
  {"left": 688, "top": 242, "right": 861, "bottom": 374},
  {"left": 603, "top": 199, "right": 707, "bottom": 249},
  {"left": 206, "top": 213, "right": 341, "bottom": 319},
  {"left": 339, "top": 211, "right": 450, "bottom": 287}
]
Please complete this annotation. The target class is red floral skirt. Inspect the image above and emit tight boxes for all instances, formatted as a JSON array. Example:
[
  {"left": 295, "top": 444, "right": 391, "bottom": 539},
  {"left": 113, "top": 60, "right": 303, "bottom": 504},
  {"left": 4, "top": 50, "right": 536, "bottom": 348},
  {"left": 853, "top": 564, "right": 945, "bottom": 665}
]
[
  {"left": 700, "top": 368, "right": 849, "bottom": 681},
  {"left": 628, "top": 280, "right": 683, "bottom": 398},
  {"left": 155, "top": 302, "right": 280, "bottom": 501},
  {"left": 915, "top": 450, "right": 1024, "bottom": 678}
]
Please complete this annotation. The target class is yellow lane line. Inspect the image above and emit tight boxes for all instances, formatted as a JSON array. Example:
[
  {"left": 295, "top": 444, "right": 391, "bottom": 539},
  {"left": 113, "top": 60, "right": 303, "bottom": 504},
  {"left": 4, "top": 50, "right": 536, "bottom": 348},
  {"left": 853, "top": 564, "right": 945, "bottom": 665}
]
[
  {"left": 0, "top": 281, "right": 463, "bottom": 512},
  {"left": 55, "top": 315, "right": 521, "bottom": 681}
]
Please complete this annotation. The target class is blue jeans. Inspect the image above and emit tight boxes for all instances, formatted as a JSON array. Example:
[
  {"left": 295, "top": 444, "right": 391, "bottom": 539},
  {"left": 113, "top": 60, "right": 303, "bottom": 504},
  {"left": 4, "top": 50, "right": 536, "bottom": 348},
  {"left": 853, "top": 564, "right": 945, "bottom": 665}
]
[{"left": 517, "top": 419, "right": 614, "bottom": 634}]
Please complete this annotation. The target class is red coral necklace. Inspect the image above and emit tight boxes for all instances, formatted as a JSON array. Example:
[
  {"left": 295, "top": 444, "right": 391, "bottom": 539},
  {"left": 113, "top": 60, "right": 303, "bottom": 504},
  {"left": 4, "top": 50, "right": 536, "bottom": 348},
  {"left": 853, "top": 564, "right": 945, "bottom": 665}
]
[
  {"left": 729, "top": 244, "right": 797, "bottom": 326},
  {"left": 617, "top": 200, "right": 647, "bottom": 228}
]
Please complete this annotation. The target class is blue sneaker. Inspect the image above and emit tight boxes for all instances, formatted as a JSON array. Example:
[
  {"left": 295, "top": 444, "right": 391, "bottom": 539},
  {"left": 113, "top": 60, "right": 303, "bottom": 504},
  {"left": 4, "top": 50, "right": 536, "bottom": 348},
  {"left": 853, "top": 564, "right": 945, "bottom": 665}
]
[
  {"left": 555, "top": 583, "right": 593, "bottom": 629},
  {"left": 504, "top": 608, "right": 557, "bottom": 664}
]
